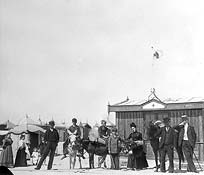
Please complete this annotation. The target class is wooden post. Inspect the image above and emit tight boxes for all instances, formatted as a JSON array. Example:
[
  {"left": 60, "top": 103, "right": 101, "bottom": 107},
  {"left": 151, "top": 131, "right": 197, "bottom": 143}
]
[{"left": 198, "top": 115, "right": 204, "bottom": 161}]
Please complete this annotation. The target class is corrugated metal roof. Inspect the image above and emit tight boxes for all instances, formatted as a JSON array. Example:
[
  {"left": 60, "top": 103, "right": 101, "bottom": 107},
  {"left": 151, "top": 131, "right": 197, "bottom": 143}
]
[{"left": 112, "top": 97, "right": 204, "bottom": 106}]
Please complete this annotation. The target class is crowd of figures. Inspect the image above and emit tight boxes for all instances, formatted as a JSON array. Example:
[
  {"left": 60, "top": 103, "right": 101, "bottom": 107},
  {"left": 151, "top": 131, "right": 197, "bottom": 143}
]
[
  {"left": 0, "top": 132, "right": 47, "bottom": 168},
  {"left": 147, "top": 115, "right": 199, "bottom": 173},
  {"left": 0, "top": 115, "right": 200, "bottom": 173}
]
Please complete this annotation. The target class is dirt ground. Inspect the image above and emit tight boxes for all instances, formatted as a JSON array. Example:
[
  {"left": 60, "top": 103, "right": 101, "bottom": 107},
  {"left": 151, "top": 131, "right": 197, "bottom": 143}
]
[{"left": 10, "top": 154, "right": 204, "bottom": 175}]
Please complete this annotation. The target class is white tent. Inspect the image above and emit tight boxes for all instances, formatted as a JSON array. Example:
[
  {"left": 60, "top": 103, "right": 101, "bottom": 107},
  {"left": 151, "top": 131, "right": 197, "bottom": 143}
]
[
  {"left": 18, "top": 115, "right": 39, "bottom": 125},
  {"left": 9, "top": 124, "right": 45, "bottom": 135},
  {"left": 0, "top": 130, "right": 9, "bottom": 135}
]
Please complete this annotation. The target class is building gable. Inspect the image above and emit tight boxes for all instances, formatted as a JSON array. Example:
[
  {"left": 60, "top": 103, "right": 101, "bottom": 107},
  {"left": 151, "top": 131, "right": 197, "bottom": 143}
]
[{"left": 142, "top": 99, "right": 165, "bottom": 110}]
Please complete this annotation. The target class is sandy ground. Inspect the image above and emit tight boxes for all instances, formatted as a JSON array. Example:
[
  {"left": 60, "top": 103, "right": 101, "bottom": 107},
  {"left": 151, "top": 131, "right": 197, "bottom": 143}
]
[{"left": 10, "top": 154, "right": 204, "bottom": 175}]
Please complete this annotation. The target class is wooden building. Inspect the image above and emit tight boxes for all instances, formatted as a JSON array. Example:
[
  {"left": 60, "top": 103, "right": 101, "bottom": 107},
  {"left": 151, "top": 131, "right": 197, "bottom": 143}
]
[{"left": 108, "top": 91, "right": 204, "bottom": 161}]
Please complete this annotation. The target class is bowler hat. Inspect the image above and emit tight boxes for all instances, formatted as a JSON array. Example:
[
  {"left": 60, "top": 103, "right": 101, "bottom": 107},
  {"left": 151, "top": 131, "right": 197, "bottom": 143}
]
[
  {"left": 130, "top": 122, "right": 136, "bottom": 128},
  {"left": 49, "top": 120, "right": 55, "bottom": 126}
]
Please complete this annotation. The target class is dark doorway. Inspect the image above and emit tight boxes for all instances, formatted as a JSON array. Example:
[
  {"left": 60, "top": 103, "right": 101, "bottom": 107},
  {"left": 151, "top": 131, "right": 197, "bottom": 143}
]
[{"left": 29, "top": 132, "right": 39, "bottom": 154}]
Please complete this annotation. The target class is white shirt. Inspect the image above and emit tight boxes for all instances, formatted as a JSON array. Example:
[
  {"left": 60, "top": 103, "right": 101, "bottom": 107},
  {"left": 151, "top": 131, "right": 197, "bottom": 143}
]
[
  {"left": 166, "top": 127, "right": 169, "bottom": 132},
  {"left": 183, "top": 123, "right": 189, "bottom": 140}
]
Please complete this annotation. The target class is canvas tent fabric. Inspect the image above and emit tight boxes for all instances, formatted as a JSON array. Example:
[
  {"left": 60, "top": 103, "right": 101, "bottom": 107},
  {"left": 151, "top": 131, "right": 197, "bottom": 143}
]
[
  {"left": 0, "top": 120, "right": 16, "bottom": 130},
  {"left": 18, "top": 116, "right": 39, "bottom": 125},
  {"left": 0, "top": 130, "right": 9, "bottom": 135},
  {"left": 9, "top": 124, "right": 45, "bottom": 135}
]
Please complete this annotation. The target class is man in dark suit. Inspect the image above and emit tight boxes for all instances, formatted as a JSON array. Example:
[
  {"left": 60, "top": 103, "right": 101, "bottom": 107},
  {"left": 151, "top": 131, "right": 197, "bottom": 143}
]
[
  {"left": 158, "top": 117, "right": 176, "bottom": 173},
  {"left": 178, "top": 115, "right": 197, "bottom": 173},
  {"left": 35, "top": 120, "right": 59, "bottom": 170}
]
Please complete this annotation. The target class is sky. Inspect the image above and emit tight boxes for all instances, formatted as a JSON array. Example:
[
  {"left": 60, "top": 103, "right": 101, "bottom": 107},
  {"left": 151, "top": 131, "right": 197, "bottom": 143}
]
[{"left": 0, "top": 0, "right": 204, "bottom": 126}]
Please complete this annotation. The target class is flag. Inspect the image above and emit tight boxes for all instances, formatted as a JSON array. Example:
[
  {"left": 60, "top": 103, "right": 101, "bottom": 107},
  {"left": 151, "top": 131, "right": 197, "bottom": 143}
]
[
  {"left": 151, "top": 46, "right": 161, "bottom": 59},
  {"left": 153, "top": 51, "right": 160, "bottom": 59}
]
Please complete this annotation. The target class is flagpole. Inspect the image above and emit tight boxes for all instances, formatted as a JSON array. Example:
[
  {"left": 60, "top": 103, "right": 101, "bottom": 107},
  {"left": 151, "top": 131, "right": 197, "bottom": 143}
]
[
  {"left": 151, "top": 46, "right": 161, "bottom": 91},
  {"left": 151, "top": 46, "right": 156, "bottom": 89}
]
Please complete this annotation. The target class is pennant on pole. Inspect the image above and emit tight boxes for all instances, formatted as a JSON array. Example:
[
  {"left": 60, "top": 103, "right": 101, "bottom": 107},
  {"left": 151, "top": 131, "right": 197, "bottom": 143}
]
[{"left": 151, "top": 46, "right": 162, "bottom": 59}]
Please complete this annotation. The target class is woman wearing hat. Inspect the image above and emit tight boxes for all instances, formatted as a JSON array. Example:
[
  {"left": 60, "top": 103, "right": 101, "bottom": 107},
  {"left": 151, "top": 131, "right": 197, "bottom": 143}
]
[
  {"left": 0, "top": 133, "right": 14, "bottom": 167},
  {"left": 127, "top": 123, "right": 148, "bottom": 170},
  {"left": 14, "top": 134, "right": 27, "bottom": 167}
]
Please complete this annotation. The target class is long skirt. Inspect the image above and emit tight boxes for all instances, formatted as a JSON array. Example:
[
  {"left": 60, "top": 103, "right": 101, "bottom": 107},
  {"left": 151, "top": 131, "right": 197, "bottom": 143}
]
[
  {"left": 14, "top": 148, "right": 27, "bottom": 167},
  {"left": 127, "top": 148, "right": 148, "bottom": 170},
  {"left": 0, "top": 145, "right": 14, "bottom": 168}
]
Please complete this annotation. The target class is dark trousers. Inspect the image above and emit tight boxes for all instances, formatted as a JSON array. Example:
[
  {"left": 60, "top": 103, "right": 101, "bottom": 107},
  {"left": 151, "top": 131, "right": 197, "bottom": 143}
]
[
  {"left": 160, "top": 145, "right": 174, "bottom": 172},
  {"left": 63, "top": 139, "right": 69, "bottom": 155},
  {"left": 110, "top": 153, "right": 119, "bottom": 170},
  {"left": 182, "top": 140, "right": 196, "bottom": 172},
  {"left": 37, "top": 142, "right": 57, "bottom": 170}
]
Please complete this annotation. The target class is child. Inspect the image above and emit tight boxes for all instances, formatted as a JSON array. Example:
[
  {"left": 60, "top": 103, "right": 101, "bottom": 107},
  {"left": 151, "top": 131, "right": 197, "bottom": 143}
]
[
  {"left": 31, "top": 148, "right": 39, "bottom": 165},
  {"left": 108, "top": 127, "right": 121, "bottom": 170}
]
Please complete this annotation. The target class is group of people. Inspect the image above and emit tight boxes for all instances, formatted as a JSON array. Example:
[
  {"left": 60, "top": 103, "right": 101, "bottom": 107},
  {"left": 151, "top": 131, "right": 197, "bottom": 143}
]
[
  {"left": 61, "top": 118, "right": 148, "bottom": 170},
  {"left": 0, "top": 133, "right": 30, "bottom": 168},
  {"left": 154, "top": 115, "right": 198, "bottom": 173},
  {"left": 58, "top": 115, "right": 198, "bottom": 173},
  {"left": 0, "top": 132, "right": 48, "bottom": 168},
  {"left": 0, "top": 114, "right": 199, "bottom": 173},
  {"left": 98, "top": 119, "right": 148, "bottom": 170}
]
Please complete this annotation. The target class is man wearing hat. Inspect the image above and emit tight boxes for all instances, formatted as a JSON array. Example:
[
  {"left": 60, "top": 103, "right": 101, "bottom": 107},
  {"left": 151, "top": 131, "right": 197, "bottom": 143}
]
[
  {"left": 178, "top": 115, "right": 197, "bottom": 173},
  {"left": 157, "top": 117, "right": 176, "bottom": 173},
  {"left": 35, "top": 120, "right": 59, "bottom": 170}
]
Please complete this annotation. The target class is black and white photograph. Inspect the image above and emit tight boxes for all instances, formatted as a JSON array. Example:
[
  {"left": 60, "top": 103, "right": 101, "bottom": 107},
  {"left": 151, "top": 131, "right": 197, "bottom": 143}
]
[{"left": 0, "top": 0, "right": 204, "bottom": 174}]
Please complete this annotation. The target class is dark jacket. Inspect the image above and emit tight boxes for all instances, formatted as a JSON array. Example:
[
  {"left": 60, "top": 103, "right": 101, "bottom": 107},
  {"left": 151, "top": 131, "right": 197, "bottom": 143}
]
[
  {"left": 108, "top": 135, "right": 121, "bottom": 154},
  {"left": 128, "top": 131, "right": 144, "bottom": 157},
  {"left": 68, "top": 125, "right": 81, "bottom": 138},
  {"left": 44, "top": 128, "right": 59, "bottom": 143},
  {"left": 178, "top": 125, "right": 196, "bottom": 148},
  {"left": 98, "top": 126, "right": 109, "bottom": 138},
  {"left": 158, "top": 127, "right": 177, "bottom": 149}
]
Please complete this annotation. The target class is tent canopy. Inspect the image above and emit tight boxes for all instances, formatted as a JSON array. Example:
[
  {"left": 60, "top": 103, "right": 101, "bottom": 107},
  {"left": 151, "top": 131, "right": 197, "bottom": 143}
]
[
  {"left": 18, "top": 115, "right": 39, "bottom": 125},
  {"left": 9, "top": 124, "right": 45, "bottom": 135},
  {"left": 0, "top": 120, "right": 16, "bottom": 129},
  {"left": 0, "top": 130, "right": 9, "bottom": 135}
]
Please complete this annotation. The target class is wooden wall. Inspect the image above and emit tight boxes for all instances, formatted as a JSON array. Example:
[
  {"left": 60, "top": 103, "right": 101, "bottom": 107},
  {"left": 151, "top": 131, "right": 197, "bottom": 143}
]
[
  {"left": 116, "top": 111, "right": 143, "bottom": 139},
  {"left": 116, "top": 108, "right": 204, "bottom": 161}
]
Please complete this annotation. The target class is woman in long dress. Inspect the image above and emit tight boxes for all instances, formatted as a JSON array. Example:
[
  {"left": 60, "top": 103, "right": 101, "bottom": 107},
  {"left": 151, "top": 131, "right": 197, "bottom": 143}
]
[
  {"left": 127, "top": 122, "right": 148, "bottom": 170},
  {"left": 14, "top": 134, "right": 27, "bottom": 167},
  {"left": 0, "top": 133, "right": 14, "bottom": 167}
]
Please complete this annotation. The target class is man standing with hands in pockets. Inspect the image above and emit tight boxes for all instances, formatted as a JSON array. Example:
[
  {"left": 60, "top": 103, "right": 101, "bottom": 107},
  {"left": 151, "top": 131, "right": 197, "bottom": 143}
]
[
  {"left": 35, "top": 120, "right": 59, "bottom": 170},
  {"left": 178, "top": 115, "right": 198, "bottom": 173}
]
